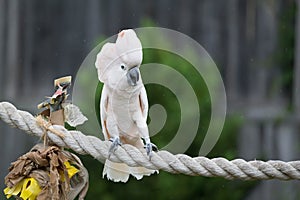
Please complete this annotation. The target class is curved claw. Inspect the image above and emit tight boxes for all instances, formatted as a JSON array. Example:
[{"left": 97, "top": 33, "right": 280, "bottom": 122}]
[
  {"left": 145, "top": 142, "right": 158, "bottom": 157},
  {"left": 109, "top": 137, "right": 121, "bottom": 155}
]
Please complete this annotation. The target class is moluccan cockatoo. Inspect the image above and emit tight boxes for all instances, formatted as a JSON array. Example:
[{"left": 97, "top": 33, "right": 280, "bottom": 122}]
[{"left": 95, "top": 29, "right": 158, "bottom": 182}]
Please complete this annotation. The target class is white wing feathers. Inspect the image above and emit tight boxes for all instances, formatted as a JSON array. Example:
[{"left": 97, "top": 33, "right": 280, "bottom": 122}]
[
  {"left": 139, "top": 86, "right": 149, "bottom": 121},
  {"left": 100, "top": 85, "right": 109, "bottom": 140}
]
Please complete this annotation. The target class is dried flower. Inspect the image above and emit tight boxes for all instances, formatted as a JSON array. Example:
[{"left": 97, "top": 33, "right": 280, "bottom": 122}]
[
  {"left": 4, "top": 178, "right": 41, "bottom": 200},
  {"left": 3, "top": 144, "right": 88, "bottom": 200}
]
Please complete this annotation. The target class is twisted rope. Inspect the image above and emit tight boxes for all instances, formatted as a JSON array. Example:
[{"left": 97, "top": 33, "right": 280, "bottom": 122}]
[{"left": 1, "top": 101, "right": 300, "bottom": 181}]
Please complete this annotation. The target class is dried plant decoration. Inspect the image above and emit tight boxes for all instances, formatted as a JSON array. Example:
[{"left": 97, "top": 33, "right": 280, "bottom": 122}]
[{"left": 4, "top": 144, "right": 89, "bottom": 200}]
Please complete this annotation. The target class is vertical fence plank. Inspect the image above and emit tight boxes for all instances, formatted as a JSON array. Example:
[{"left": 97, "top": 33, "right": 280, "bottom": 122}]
[
  {"left": 85, "top": 0, "right": 102, "bottom": 49},
  {"left": 5, "top": 0, "right": 19, "bottom": 99},
  {"left": 294, "top": 0, "right": 300, "bottom": 115},
  {"left": 226, "top": 0, "right": 239, "bottom": 104},
  {"left": 22, "top": 1, "right": 34, "bottom": 96},
  {"left": 0, "top": 0, "right": 5, "bottom": 99}
]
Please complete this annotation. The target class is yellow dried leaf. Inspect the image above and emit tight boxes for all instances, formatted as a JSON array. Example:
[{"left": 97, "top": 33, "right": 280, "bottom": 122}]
[
  {"left": 4, "top": 179, "right": 24, "bottom": 198},
  {"left": 4, "top": 178, "right": 41, "bottom": 200},
  {"left": 20, "top": 178, "right": 41, "bottom": 200},
  {"left": 65, "top": 161, "right": 79, "bottom": 178}
]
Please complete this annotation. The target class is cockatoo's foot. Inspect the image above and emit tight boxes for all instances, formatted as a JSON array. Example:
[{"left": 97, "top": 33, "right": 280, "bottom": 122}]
[
  {"left": 108, "top": 137, "right": 122, "bottom": 156},
  {"left": 145, "top": 142, "right": 158, "bottom": 157}
]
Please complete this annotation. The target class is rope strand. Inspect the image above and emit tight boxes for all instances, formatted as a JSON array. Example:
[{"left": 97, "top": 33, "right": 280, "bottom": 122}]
[{"left": 1, "top": 101, "right": 300, "bottom": 180}]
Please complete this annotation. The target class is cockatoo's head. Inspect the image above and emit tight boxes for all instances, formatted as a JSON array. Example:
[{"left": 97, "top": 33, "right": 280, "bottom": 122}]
[{"left": 95, "top": 29, "right": 143, "bottom": 91}]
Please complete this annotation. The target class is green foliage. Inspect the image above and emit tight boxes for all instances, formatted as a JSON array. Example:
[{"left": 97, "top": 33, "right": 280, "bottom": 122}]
[{"left": 142, "top": 49, "right": 210, "bottom": 155}]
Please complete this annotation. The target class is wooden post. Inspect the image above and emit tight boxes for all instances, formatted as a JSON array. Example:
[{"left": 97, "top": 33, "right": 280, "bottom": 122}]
[
  {"left": 0, "top": 0, "right": 5, "bottom": 98},
  {"left": 23, "top": 1, "right": 34, "bottom": 95},
  {"left": 226, "top": 0, "right": 239, "bottom": 104},
  {"left": 5, "top": 0, "right": 19, "bottom": 99},
  {"left": 294, "top": 0, "right": 300, "bottom": 115},
  {"left": 85, "top": 0, "right": 102, "bottom": 50}
]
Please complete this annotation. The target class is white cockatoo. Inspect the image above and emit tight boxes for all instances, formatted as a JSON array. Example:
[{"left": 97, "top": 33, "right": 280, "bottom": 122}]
[{"left": 95, "top": 29, "right": 158, "bottom": 182}]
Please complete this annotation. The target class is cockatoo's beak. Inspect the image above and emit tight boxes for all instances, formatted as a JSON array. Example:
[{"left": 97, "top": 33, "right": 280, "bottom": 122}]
[{"left": 126, "top": 66, "right": 140, "bottom": 86}]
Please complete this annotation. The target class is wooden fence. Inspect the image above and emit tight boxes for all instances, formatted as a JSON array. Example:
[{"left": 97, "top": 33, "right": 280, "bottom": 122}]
[{"left": 0, "top": 0, "right": 299, "bottom": 199}]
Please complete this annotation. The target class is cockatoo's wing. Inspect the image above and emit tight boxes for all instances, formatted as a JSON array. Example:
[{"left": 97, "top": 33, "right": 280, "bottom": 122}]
[
  {"left": 139, "top": 86, "right": 148, "bottom": 121},
  {"left": 116, "top": 29, "right": 143, "bottom": 67},
  {"left": 100, "top": 85, "right": 110, "bottom": 140},
  {"left": 95, "top": 43, "right": 118, "bottom": 83}
]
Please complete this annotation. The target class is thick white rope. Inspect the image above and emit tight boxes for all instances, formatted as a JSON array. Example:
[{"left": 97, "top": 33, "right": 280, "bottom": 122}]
[{"left": 1, "top": 101, "right": 300, "bottom": 180}]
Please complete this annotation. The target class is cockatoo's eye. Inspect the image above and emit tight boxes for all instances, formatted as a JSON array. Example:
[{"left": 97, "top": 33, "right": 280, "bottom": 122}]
[{"left": 121, "top": 65, "right": 126, "bottom": 71}]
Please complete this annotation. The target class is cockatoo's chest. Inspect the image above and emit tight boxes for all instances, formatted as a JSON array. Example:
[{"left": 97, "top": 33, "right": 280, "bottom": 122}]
[
  {"left": 106, "top": 89, "right": 141, "bottom": 133},
  {"left": 108, "top": 94, "right": 139, "bottom": 116}
]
